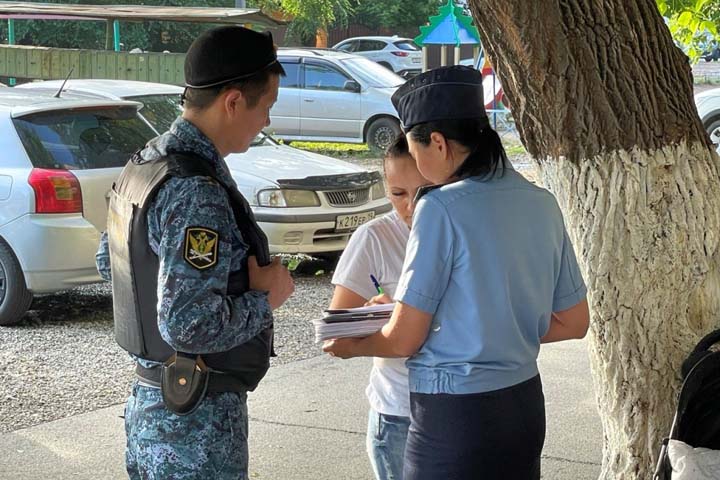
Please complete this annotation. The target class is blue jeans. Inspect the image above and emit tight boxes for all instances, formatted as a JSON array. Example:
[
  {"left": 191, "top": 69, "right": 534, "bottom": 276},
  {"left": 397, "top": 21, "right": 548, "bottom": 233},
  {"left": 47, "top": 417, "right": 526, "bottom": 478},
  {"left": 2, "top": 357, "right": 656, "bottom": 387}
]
[{"left": 366, "top": 408, "right": 411, "bottom": 480}]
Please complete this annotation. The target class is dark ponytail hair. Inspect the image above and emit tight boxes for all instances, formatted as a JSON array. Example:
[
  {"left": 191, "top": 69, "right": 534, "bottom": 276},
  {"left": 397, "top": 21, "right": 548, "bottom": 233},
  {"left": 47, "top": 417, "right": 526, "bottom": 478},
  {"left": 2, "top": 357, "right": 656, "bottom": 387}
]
[{"left": 407, "top": 118, "right": 508, "bottom": 179}]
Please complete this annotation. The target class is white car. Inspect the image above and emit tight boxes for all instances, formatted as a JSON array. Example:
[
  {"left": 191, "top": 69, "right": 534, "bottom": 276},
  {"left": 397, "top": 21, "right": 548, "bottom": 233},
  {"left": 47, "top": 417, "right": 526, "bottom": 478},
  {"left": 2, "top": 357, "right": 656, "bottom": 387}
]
[
  {"left": 0, "top": 90, "right": 156, "bottom": 325},
  {"left": 18, "top": 80, "right": 391, "bottom": 253},
  {"left": 333, "top": 36, "right": 422, "bottom": 78},
  {"left": 273, "top": 49, "right": 404, "bottom": 151},
  {"left": 695, "top": 87, "right": 720, "bottom": 149}
]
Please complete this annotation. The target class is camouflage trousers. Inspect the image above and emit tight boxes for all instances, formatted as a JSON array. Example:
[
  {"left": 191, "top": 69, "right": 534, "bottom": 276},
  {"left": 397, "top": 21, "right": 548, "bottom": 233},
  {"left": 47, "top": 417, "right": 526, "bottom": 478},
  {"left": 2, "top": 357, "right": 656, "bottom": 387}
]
[{"left": 124, "top": 382, "right": 249, "bottom": 480}]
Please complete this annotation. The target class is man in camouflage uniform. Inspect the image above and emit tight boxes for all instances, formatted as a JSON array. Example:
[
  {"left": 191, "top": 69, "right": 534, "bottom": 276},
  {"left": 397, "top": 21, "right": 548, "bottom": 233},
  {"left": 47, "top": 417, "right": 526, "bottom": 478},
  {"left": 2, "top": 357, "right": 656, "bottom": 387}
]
[{"left": 96, "top": 26, "right": 294, "bottom": 479}]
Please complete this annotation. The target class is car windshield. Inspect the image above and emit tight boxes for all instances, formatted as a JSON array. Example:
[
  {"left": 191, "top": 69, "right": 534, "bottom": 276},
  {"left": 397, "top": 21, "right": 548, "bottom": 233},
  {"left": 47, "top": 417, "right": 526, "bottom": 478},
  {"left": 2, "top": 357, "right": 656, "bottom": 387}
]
[
  {"left": 130, "top": 93, "right": 272, "bottom": 145},
  {"left": 13, "top": 106, "right": 156, "bottom": 170},
  {"left": 339, "top": 57, "right": 405, "bottom": 88}
]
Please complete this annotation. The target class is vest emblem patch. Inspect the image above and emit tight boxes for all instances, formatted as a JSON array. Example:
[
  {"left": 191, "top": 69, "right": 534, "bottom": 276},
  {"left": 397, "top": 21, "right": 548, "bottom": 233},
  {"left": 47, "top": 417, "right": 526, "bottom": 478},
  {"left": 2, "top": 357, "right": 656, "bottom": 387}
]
[{"left": 184, "top": 227, "right": 219, "bottom": 270}]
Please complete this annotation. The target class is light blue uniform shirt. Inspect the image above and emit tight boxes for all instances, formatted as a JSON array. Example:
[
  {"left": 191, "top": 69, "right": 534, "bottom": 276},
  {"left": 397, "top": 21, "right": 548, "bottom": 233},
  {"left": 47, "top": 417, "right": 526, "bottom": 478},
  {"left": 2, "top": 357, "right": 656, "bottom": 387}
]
[{"left": 396, "top": 167, "right": 587, "bottom": 395}]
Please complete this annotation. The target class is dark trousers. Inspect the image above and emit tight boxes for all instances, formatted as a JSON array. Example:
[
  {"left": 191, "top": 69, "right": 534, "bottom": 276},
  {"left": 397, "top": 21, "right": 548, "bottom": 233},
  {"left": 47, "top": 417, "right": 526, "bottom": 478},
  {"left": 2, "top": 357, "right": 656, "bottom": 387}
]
[{"left": 403, "top": 375, "right": 545, "bottom": 480}]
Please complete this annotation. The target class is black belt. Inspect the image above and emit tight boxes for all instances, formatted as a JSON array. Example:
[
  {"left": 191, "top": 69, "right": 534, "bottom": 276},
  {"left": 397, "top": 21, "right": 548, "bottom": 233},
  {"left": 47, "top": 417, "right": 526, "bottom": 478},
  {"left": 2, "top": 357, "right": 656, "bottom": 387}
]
[{"left": 135, "top": 363, "right": 248, "bottom": 393}]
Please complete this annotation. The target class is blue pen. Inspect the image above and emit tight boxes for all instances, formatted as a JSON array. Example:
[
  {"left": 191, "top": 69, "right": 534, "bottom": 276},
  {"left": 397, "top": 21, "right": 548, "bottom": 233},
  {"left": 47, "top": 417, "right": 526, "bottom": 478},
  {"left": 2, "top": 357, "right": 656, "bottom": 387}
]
[{"left": 370, "top": 274, "right": 384, "bottom": 295}]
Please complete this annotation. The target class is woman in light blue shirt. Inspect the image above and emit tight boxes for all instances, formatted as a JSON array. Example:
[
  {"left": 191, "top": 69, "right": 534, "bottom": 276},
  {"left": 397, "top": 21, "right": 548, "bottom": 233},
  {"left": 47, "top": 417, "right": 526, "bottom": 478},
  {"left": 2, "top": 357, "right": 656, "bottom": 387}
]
[{"left": 324, "top": 66, "right": 590, "bottom": 480}]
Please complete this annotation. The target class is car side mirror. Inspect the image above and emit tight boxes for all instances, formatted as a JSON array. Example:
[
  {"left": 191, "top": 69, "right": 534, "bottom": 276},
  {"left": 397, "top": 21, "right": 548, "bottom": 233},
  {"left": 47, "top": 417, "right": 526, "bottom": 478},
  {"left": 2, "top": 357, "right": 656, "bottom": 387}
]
[{"left": 344, "top": 80, "right": 361, "bottom": 93}]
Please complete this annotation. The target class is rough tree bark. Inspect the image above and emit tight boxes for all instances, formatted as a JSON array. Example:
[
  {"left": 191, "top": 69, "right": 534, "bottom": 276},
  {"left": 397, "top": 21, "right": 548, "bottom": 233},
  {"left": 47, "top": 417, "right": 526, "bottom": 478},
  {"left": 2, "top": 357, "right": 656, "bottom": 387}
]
[{"left": 468, "top": 1, "right": 720, "bottom": 478}]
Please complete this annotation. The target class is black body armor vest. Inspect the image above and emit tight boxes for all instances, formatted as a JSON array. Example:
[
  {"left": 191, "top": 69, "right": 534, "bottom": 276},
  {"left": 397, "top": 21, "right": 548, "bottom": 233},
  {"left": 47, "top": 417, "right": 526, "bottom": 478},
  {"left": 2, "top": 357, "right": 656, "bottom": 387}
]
[{"left": 107, "top": 152, "right": 273, "bottom": 391}]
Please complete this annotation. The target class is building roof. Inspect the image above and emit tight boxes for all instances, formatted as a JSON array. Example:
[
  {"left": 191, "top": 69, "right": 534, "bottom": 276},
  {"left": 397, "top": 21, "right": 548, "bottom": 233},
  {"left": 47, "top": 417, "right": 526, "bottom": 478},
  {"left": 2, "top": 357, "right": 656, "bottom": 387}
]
[{"left": 0, "top": 2, "right": 284, "bottom": 26}]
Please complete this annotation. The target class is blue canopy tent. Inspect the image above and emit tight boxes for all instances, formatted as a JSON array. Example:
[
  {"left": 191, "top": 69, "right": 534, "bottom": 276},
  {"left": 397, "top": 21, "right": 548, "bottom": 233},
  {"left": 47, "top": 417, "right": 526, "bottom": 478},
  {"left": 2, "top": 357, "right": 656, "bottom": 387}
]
[
  {"left": 414, "top": 1, "right": 514, "bottom": 135},
  {"left": 414, "top": 0, "right": 481, "bottom": 71}
]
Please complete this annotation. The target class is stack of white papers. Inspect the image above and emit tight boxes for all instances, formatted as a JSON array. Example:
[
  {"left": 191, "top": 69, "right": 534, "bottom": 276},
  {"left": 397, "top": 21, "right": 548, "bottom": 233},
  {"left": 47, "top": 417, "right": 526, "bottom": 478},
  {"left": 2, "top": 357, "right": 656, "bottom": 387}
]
[{"left": 313, "top": 303, "right": 396, "bottom": 342}]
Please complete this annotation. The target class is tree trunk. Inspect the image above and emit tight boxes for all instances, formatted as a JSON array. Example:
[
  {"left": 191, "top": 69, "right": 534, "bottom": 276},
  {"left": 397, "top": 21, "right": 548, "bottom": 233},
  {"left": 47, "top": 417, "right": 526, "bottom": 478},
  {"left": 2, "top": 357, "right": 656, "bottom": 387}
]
[
  {"left": 316, "top": 26, "right": 328, "bottom": 48},
  {"left": 467, "top": 1, "right": 720, "bottom": 478}
]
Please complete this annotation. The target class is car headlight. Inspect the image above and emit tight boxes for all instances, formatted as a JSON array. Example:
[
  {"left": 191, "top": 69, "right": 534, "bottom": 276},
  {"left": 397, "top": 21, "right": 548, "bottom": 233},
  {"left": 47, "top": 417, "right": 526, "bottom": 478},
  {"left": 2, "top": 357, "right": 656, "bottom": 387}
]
[
  {"left": 370, "top": 180, "right": 386, "bottom": 200},
  {"left": 257, "top": 189, "right": 320, "bottom": 207}
]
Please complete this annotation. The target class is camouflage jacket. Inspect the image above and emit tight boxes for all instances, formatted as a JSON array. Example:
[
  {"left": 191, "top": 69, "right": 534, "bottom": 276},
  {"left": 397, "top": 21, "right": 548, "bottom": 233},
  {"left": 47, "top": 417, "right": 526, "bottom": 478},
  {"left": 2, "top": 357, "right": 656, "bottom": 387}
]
[{"left": 96, "top": 118, "right": 273, "bottom": 357}]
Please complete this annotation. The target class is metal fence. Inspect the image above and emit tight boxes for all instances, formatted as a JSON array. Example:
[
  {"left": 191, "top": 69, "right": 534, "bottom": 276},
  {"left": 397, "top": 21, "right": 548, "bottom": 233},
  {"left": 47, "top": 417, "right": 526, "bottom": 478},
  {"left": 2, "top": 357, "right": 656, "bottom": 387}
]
[{"left": 0, "top": 44, "right": 185, "bottom": 84}]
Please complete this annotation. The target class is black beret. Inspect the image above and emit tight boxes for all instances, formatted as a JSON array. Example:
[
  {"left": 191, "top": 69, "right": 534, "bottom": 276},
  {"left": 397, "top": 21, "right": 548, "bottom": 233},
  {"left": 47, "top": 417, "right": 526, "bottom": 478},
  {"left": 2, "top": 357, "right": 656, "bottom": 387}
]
[
  {"left": 185, "top": 26, "right": 279, "bottom": 89},
  {"left": 391, "top": 65, "right": 489, "bottom": 132}
]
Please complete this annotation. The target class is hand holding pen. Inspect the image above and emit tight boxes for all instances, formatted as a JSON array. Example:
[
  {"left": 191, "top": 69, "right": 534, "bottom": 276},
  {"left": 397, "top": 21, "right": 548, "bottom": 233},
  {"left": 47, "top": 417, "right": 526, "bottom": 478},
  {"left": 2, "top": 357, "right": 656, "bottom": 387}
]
[
  {"left": 366, "top": 274, "right": 392, "bottom": 306},
  {"left": 370, "top": 274, "right": 384, "bottom": 295}
]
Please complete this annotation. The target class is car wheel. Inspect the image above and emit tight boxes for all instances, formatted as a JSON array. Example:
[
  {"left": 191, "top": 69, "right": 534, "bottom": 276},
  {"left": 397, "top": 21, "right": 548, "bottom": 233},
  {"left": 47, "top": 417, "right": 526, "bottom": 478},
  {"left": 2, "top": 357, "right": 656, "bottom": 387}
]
[
  {"left": 367, "top": 117, "right": 401, "bottom": 153},
  {"left": 0, "top": 239, "right": 33, "bottom": 326},
  {"left": 705, "top": 115, "right": 720, "bottom": 147}
]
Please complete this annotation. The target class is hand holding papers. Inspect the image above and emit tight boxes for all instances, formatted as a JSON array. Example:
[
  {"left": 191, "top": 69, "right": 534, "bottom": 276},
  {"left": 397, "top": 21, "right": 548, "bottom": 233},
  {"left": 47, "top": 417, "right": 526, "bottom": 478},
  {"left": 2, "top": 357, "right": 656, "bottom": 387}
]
[{"left": 313, "top": 303, "right": 395, "bottom": 342}]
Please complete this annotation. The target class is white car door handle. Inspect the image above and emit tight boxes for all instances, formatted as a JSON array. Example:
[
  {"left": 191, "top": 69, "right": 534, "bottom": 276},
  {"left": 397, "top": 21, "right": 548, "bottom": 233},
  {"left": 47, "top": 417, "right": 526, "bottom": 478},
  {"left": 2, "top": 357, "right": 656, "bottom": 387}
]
[{"left": 303, "top": 99, "right": 315, "bottom": 103}]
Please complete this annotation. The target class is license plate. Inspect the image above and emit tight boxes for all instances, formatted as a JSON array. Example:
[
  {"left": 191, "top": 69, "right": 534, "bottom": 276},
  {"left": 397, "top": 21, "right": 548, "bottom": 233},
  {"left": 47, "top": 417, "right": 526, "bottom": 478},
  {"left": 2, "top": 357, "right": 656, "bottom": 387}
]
[
  {"left": 412, "top": 57, "right": 421, "bottom": 63},
  {"left": 335, "top": 211, "right": 375, "bottom": 231}
]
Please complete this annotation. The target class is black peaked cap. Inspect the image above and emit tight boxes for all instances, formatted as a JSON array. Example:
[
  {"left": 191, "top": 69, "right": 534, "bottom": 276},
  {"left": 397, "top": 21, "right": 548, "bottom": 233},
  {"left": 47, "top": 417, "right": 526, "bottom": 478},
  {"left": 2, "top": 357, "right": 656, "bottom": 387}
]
[
  {"left": 185, "top": 26, "right": 278, "bottom": 89},
  {"left": 391, "top": 65, "right": 490, "bottom": 132}
]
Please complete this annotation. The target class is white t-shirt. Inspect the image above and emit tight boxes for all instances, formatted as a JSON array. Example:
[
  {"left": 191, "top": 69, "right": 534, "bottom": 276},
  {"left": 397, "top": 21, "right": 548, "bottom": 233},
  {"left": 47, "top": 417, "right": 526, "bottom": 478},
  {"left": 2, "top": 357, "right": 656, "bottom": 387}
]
[{"left": 331, "top": 211, "right": 410, "bottom": 417}]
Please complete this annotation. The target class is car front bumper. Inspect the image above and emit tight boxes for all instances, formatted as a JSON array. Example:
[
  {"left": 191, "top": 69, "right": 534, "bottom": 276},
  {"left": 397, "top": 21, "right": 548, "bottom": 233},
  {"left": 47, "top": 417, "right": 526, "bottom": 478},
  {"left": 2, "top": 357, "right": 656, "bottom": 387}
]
[{"left": 255, "top": 201, "right": 393, "bottom": 254}]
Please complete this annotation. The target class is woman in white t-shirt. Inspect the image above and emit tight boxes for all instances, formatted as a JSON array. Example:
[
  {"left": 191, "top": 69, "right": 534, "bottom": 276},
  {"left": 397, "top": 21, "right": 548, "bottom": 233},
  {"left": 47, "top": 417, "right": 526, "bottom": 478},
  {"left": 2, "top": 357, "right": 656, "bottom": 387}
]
[{"left": 329, "top": 135, "right": 430, "bottom": 480}]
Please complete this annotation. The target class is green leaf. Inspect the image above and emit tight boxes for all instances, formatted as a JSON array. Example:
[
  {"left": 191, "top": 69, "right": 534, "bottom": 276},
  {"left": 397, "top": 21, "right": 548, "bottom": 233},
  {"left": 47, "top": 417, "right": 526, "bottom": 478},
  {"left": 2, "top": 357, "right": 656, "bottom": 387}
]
[
  {"left": 695, "top": 0, "right": 710, "bottom": 12},
  {"left": 287, "top": 258, "right": 301, "bottom": 272},
  {"left": 690, "top": 17, "right": 701, "bottom": 33},
  {"left": 701, "top": 20, "right": 718, "bottom": 35},
  {"left": 678, "top": 11, "right": 694, "bottom": 27}
]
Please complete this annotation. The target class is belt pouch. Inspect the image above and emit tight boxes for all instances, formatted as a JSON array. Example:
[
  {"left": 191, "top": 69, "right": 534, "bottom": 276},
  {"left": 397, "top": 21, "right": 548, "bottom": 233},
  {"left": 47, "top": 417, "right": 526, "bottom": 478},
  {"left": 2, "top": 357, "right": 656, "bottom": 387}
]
[{"left": 161, "top": 352, "right": 210, "bottom": 415}]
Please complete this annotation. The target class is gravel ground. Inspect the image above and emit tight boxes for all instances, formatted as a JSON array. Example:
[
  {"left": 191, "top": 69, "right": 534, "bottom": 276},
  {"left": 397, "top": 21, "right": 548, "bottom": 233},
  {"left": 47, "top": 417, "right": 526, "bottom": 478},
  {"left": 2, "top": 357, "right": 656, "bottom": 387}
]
[
  {"left": 0, "top": 272, "right": 334, "bottom": 434},
  {"left": 0, "top": 151, "right": 534, "bottom": 434}
]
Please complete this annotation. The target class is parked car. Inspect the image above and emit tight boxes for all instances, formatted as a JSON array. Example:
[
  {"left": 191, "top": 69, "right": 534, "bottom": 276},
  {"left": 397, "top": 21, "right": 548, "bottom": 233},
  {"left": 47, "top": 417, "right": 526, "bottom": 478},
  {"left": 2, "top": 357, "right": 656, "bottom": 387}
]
[
  {"left": 0, "top": 90, "right": 156, "bottom": 325},
  {"left": 702, "top": 47, "right": 720, "bottom": 62},
  {"left": 272, "top": 48, "right": 404, "bottom": 152},
  {"left": 332, "top": 36, "right": 422, "bottom": 78},
  {"left": 695, "top": 87, "right": 720, "bottom": 149},
  {"left": 699, "top": 36, "right": 720, "bottom": 62},
  {"left": 18, "top": 79, "right": 392, "bottom": 257}
]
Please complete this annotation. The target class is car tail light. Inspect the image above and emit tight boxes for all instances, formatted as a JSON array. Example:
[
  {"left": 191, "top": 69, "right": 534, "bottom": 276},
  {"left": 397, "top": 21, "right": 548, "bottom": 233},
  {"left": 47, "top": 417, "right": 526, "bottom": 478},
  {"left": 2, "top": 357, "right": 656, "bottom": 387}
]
[
  {"left": 391, "top": 51, "right": 409, "bottom": 57},
  {"left": 28, "top": 168, "right": 83, "bottom": 214}
]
